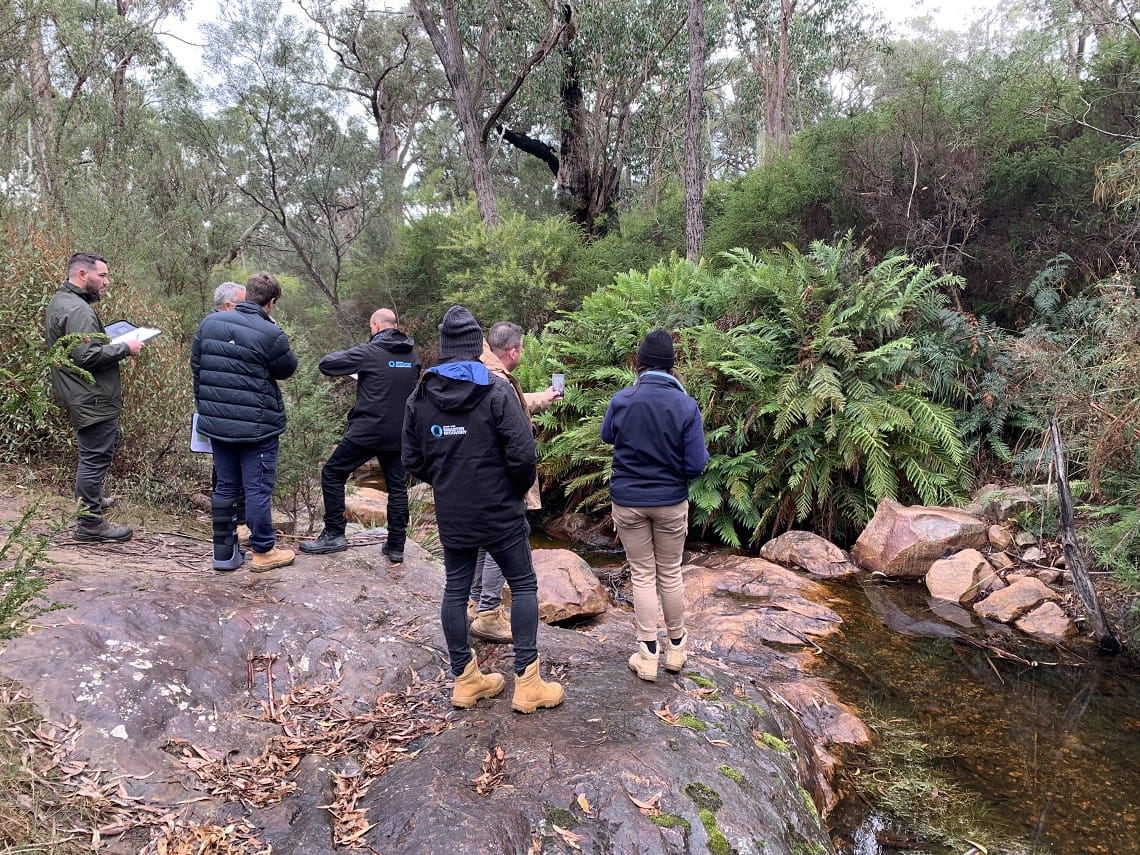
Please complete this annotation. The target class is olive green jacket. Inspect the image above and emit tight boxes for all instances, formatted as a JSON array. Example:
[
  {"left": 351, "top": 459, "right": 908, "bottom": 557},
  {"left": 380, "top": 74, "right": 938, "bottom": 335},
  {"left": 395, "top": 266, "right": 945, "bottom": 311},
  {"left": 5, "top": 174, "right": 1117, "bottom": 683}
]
[{"left": 44, "top": 283, "right": 131, "bottom": 429}]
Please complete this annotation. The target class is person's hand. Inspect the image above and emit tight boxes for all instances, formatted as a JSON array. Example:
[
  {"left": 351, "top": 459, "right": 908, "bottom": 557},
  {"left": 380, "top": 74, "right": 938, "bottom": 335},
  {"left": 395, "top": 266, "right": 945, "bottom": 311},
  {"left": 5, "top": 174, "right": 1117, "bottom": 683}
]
[
  {"left": 126, "top": 340, "right": 143, "bottom": 357},
  {"left": 541, "top": 386, "right": 561, "bottom": 404}
]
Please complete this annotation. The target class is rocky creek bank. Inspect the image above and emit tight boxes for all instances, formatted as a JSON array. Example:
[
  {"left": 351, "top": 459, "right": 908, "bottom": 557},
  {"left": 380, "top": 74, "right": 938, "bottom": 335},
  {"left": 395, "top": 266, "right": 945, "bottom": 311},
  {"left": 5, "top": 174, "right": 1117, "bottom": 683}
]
[{"left": 0, "top": 481, "right": 1115, "bottom": 854}]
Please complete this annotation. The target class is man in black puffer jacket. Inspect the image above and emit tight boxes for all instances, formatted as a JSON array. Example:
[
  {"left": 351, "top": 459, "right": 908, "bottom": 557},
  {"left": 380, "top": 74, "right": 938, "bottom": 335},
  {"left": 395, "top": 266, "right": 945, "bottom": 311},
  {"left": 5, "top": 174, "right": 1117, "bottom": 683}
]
[
  {"left": 300, "top": 308, "right": 420, "bottom": 560},
  {"left": 191, "top": 272, "right": 298, "bottom": 572}
]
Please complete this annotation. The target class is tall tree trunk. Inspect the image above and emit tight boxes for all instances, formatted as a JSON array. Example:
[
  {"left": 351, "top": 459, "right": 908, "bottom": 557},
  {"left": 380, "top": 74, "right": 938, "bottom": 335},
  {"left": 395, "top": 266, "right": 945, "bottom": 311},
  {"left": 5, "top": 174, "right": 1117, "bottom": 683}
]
[
  {"left": 772, "top": 0, "right": 795, "bottom": 154},
  {"left": 683, "top": 0, "right": 706, "bottom": 261},
  {"left": 26, "top": 13, "right": 60, "bottom": 211},
  {"left": 410, "top": 0, "right": 500, "bottom": 226},
  {"left": 556, "top": 4, "right": 593, "bottom": 228}
]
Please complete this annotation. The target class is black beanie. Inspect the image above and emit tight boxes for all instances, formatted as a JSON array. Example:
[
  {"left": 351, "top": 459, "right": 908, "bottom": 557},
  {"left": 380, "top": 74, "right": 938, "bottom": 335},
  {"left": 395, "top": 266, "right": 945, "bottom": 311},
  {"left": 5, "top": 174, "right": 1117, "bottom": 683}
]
[
  {"left": 438, "top": 305, "right": 483, "bottom": 360},
  {"left": 637, "top": 329, "right": 675, "bottom": 370}
]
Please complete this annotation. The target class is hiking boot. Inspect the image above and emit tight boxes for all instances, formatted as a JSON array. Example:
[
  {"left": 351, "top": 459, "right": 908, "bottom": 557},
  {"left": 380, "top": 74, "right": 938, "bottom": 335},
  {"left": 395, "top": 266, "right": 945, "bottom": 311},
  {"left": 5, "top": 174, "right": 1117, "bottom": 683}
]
[
  {"left": 382, "top": 543, "right": 403, "bottom": 565},
  {"left": 213, "top": 544, "right": 246, "bottom": 572},
  {"left": 467, "top": 599, "right": 478, "bottom": 624},
  {"left": 663, "top": 630, "right": 688, "bottom": 673},
  {"left": 470, "top": 607, "right": 513, "bottom": 643},
  {"left": 628, "top": 641, "right": 659, "bottom": 682},
  {"left": 75, "top": 519, "right": 133, "bottom": 543},
  {"left": 451, "top": 652, "right": 505, "bottom": 709},
  {"left": 298, "top": 530, "right": 347, "bottom": 555},
  {"left": 251, "top": 546, "right": 295, "bottom": 572},
  {"left": 511, "top": 657, "right": 564, "bottom": 714}
]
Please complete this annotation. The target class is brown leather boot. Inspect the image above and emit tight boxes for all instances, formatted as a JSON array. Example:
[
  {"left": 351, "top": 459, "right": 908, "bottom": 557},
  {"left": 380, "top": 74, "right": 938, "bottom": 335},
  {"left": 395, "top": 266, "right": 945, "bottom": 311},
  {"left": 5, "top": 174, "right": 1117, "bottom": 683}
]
[
  {"left": 470, "top": 607, "right": 513, "bottom": 643},
  {"left": 511, "top": 657, "right": 564, "bottom": 714},
  {"left": 451, "top": 653, "right": 505, "bottom": 709},
  {"left": 251, "top": 546, "right": 295, "bottom": 572}
]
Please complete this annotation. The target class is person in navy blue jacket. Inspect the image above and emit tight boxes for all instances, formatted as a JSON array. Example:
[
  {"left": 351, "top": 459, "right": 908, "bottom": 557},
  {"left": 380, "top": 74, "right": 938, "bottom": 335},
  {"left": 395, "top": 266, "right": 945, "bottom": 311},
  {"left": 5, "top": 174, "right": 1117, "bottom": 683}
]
[
  {"left": 600, "top": 329, "right": 709, "bottom": 682},
  {"left": 191, "top": 272, "right": 298, "bottom": 573}
]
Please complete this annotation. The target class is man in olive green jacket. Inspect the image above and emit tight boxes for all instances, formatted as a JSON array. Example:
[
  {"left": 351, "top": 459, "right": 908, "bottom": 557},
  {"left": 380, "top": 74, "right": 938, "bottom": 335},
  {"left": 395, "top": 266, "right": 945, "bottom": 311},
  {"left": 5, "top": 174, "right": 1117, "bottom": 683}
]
[{"left": 45, "top": 252, "right": 143, "bottom": 542}]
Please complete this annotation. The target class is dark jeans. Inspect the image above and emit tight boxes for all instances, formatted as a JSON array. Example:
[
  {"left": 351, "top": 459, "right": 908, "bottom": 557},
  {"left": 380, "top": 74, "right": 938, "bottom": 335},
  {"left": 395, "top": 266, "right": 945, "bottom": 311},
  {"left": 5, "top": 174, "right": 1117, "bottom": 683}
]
[
  {"left": 75, "top": 418, "right": 120, "bottom": 520},
  {"left": 320, "top": 438, "right": 408, "bottom": 552},
  {"left": 212, "top": 436, "right": 279, "bottom": 553},
  {"left": 442, "top": 522, "right": 538, "bottom": 676}
]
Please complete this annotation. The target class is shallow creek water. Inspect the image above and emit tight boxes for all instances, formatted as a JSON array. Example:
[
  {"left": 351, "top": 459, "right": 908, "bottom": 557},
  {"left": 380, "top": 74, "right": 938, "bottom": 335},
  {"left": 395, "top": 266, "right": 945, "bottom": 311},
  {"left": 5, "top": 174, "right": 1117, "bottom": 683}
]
[
  {"left": 564, "top": 538, "right": 1140, "bottom": 855},
  {"left": 809, "top": 579, "right": 1140, "bottom": 855}
]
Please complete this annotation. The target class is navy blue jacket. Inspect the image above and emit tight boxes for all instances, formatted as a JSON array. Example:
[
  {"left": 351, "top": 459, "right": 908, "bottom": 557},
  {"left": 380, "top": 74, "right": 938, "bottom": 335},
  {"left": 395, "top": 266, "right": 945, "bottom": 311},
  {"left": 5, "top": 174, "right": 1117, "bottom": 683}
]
[
  {"left": 600, "top": 371, "right": 709, "bottom": 507},
  {"left": 190, "top": 302, "right": 298, "bottom": 442},
  {"left": 402, "top": 361, "right": 536, "bottom": 549},
  {"left": 319, "top": 329, "right": 420, "bottom": 450}
]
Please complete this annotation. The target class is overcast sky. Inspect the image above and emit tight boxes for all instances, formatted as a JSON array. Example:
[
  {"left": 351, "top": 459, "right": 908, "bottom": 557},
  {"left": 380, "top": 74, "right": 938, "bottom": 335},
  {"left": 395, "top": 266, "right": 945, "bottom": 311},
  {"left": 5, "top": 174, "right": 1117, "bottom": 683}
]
[{"left": 159, "top": 0, "right": 987, "bottom": 82}]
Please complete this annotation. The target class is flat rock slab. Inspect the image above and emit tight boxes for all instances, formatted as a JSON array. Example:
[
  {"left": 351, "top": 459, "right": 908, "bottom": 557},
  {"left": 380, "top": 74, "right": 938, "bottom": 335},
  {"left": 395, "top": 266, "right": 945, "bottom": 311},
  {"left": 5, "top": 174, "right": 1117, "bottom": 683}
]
[
  {"left": 973, "top": 577, "right": 1059, "bottom": 623},
  {"left": 0, "top": 513, "right": 837, "bottom": 855}
]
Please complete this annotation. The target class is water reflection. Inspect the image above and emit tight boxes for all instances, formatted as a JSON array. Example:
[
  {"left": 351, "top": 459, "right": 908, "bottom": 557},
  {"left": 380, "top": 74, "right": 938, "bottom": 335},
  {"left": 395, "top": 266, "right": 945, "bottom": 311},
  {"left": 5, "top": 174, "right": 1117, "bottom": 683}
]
[{"left": 822, "top": 580, "right": 1140, "bottom": 855}]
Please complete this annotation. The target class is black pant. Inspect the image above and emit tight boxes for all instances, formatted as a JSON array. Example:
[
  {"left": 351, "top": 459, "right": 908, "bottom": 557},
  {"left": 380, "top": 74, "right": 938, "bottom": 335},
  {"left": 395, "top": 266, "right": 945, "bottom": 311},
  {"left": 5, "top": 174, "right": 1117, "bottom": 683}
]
[
  {"left": 75, "top": 418, "right": 119, "bottom": 519},
  {"left": 320, "top": 438, "right": 408, "bottom": 552}
]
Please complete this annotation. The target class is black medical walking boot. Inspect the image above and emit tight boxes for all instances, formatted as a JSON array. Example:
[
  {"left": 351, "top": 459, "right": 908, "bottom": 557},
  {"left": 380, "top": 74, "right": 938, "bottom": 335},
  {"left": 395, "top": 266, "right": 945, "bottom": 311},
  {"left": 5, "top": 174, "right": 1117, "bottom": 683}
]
[{"left": 211, "top": 497, "right": 244, "bottom": 571}]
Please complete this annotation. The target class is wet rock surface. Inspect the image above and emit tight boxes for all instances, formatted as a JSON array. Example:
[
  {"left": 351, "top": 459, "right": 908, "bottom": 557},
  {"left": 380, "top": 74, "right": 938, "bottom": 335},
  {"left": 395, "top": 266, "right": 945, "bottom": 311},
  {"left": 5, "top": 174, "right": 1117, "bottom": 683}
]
[{"left": 0, "top": 512, "right": 839, "bottom": 854}]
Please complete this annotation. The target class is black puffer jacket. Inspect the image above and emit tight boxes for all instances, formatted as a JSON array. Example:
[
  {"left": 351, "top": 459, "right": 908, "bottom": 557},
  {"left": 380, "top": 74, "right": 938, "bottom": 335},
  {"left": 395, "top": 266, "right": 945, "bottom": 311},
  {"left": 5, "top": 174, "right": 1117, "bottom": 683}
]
[
  {"left": 191, "top": 302, "right": 298, "bottom": 442},
  {"left": 402, "top": 361, "right": 536, "bottom": 549},
  {"left": 319, "top": 329, "right": 420, "bottom": 450},
  {"left": 44, "top": 282, "right": 132, "bottom": 429}
]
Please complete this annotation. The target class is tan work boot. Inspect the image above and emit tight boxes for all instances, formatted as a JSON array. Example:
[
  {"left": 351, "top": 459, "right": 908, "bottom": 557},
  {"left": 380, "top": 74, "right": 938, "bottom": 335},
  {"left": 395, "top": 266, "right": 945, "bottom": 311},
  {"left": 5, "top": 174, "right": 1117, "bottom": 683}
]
[
  {"left": 251, "top": 546, "right": 295, "bottom": 572},
  {"left": 451, "top": 653, "right": 505, "bottom": 709},
  {"left": 466, "top": 599, "right": 478, "bottom": 624},
  {"left": 628, "top": 641, "right": 659, "bottom": 682},
  {"left": 511, "top": 657, "right": 564, "bottom": 714},
  {"left": 663, "top": 630, "right": 688, "bottom": 673},
  {"left": 470, "top": 607, "right": 513, "bottom": 643}
]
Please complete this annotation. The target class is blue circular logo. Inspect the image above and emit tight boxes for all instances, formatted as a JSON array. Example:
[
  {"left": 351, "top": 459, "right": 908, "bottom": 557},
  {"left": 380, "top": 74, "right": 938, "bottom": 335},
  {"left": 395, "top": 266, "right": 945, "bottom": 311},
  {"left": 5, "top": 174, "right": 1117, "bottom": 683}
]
[{"left": 430, "top": 424, "right": 444, "bottom": 438}]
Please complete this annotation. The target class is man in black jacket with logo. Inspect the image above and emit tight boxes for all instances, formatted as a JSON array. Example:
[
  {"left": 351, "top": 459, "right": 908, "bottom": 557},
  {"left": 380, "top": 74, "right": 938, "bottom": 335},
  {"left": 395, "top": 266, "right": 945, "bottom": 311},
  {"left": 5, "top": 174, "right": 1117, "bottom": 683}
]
[
  {"left": 403, "top": 306, "right": 563, "bottom": 714},
  {"left": 191, "top": 272, "right": 298, "bottom": 572},
  {"left": 300, "top": 308, "right": 420, "bottom": 561}
]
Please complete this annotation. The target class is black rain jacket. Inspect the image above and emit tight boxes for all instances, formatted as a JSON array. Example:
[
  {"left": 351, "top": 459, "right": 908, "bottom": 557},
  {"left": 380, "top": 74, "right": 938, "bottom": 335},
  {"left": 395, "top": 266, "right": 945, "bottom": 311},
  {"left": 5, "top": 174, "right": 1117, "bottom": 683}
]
[
  {"left": 402, "top": 360, "right": 536, "bottom": 549},
  {"left": 319, "top": 329, "right": 420, "bottom": 450}
]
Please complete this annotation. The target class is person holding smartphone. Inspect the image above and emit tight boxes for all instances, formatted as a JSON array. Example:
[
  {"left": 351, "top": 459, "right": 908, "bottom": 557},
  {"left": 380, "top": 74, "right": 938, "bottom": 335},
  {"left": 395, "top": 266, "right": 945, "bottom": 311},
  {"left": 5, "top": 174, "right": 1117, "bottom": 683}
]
[{"left": 601, "top": 329, "right": 709, "bottom": 682}]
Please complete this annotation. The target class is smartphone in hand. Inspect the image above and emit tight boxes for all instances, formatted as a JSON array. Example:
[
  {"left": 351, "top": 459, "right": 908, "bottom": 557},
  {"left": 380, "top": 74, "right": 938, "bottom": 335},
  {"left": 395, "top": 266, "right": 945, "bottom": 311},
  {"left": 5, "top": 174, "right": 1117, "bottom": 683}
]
[{"left": 552, "top": 373, "right": 565, "bottom": 397}]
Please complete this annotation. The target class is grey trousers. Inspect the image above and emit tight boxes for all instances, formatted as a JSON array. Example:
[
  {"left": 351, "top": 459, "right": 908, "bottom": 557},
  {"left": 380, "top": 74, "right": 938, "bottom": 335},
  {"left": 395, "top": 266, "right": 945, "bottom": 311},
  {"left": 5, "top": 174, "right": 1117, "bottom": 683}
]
[
  {"left": 469, "top": 548, "right": 507, "bottom": 610},
  {"left": 75, "top": 418, "right": 120, "bottom": 519}
]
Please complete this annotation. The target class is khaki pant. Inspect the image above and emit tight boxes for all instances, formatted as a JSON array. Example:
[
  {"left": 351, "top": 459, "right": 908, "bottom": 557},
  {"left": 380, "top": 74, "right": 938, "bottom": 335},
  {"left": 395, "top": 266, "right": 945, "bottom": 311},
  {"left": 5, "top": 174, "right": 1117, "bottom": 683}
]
[{"left": 612, "top": 501, "right": 689, "bottom": 642}]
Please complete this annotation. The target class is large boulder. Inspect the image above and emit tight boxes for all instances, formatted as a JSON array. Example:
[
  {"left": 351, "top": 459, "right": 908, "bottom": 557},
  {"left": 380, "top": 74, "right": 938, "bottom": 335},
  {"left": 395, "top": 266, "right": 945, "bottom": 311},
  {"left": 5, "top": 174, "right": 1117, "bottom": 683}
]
[
  {"left": 852, "top": 499, "right": 987, "bottom": 578},
  {"left": 759, "top": 530, "right": 861, "bottom": 578},
  {"left": 532, "top": 548, "right": 609, "bottom": 622},
  {"left": 925, "top": 549, "right": 992, "bottom": 603},
  {"left": 344, "top": 487, "right": 388, "bottom": 526},
  {"left": 973, "top": 577, "right": 1059, "bottom": 623}
]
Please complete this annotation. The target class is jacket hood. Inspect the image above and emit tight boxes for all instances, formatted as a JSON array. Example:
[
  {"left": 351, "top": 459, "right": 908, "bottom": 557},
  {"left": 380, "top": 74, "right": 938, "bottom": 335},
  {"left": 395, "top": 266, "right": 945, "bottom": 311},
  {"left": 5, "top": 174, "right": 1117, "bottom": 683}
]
[
  {"left": 372, "top": 328, "right": 415, "bottom": 353},
  {"left": 420, "top": 361, "right": 491, "bottom": 413}
]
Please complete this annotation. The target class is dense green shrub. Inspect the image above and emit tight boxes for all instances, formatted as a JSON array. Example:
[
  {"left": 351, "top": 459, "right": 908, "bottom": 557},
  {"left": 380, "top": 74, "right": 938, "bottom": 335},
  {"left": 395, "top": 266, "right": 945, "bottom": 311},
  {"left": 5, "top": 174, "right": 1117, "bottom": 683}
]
[
  {"left": 526, "top": 236, "right": 970, "bottom": 546},
  {"left": 0, "top": 504, "right": 65, "bottom": 638},
  {"left": 0, "top": 231, "right": 73, "bottom": 466}
]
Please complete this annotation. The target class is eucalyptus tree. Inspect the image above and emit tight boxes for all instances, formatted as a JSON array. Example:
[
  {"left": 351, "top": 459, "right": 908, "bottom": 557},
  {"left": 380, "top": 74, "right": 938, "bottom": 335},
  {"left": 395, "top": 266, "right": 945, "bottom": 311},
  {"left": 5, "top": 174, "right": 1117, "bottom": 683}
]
[
  {"left": 408, "top": 0, "right": 567, "bottom": 226},
  {"left": 202, "top": 0, "right": 386, "bottom": 317},
  {"left": 726, "top": 0, "right": 882, "bottom": 160},
  {"left": 297, "top": 0, "right": 445, "bottom": 229},
  {"left": 683, "top": 0, "right": 706, "bottom": 260}
]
